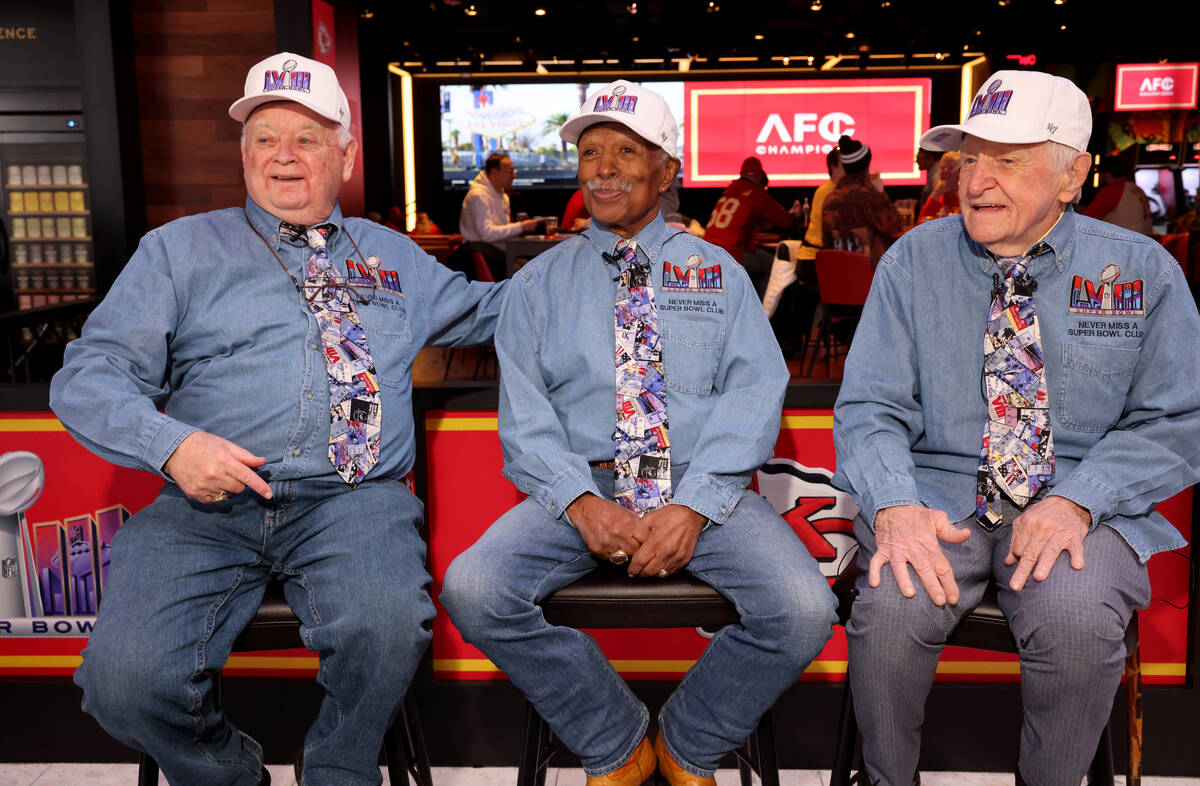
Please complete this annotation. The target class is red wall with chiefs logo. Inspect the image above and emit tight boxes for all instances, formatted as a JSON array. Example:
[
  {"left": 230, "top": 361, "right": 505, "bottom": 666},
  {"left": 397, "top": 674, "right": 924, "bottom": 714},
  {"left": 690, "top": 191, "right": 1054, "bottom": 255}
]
[
  {"left": 683, "top": 79, "right": 931, "bottom": 188},
  {"left": 426, "top": 409, "right": 1193, "bottom": 685}
]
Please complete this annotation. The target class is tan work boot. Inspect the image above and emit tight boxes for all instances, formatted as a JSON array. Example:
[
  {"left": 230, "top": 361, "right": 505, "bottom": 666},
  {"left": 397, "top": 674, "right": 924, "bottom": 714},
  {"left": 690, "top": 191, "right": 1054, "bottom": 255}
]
[
  {"left": 654, "top": 731, "right": 717, "bottom": 786},
  {"left": 584, "top": 735, "right": 656, "bottom": 786}
]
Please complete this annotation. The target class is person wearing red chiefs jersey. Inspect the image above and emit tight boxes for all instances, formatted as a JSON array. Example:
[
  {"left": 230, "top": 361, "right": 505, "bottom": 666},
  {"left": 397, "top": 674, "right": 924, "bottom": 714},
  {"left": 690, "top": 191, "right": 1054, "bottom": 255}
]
[{"left": 704, "top": 156, "right": 795, "bottom": 289}]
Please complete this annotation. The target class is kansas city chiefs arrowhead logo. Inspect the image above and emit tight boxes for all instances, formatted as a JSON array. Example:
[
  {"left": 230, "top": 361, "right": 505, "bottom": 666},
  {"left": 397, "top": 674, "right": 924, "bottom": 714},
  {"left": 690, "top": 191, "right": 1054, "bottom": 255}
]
[{"left": 756, "top": 459, "right": 860, "bottom": 578}]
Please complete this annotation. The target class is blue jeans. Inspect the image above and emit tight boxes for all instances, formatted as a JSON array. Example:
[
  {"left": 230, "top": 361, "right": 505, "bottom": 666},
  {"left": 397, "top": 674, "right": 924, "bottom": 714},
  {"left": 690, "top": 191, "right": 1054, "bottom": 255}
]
[
  {"left": 73, "top": 478, "right": 434, "bottom": 786},
  {"left": 440, "top": 469, "right": 836, "bottom": 777},
  {"left": 847, "top": 497, "right": 1150, "bottom": 786}
]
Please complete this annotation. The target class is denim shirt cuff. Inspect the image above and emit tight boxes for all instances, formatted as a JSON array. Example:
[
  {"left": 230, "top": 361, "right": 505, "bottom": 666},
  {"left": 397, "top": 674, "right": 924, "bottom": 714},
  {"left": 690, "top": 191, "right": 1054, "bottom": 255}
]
[
  {"left": 858, "top": 476, "right": 922, "bottom": 529},
  {"left": 672, "top": 475, "right": 742, "bottom": 525},
  {"left": 1048, "top": 472, "right": 1115, "bottom": 530},
  {"left": 543, "top": 470, "right": 601, "bottom": 521},
  {"left": 144, "top": 416, "right": 199, "bottom": 479}
]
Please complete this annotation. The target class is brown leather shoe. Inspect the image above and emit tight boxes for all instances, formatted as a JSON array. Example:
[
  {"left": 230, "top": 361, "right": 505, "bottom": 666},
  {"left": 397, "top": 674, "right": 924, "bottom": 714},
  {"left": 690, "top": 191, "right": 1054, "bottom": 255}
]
[
  {"left": 654, "top": 732, "right": 716, "bottom": 786},
  {"left": 585, "top": 735, "right": 656, "bottom": 785}
]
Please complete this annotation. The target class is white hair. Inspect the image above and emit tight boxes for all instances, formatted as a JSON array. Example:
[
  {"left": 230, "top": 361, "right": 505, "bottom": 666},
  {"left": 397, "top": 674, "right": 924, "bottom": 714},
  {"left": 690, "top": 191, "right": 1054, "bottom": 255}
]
[{"left": 1047, "top": 140, "right": 1084, "bottom": 175}]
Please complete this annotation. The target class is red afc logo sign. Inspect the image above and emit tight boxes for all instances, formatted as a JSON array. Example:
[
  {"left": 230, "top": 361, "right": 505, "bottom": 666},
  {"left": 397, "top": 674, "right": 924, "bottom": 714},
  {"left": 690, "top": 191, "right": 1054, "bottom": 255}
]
[{"left": 1116, "top": 63, "right": 1199, "bottom": 110}]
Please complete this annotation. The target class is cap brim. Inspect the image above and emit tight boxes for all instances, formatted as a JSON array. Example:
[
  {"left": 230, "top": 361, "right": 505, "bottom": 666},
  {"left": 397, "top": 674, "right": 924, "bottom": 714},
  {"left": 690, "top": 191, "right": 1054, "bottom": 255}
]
[
  {"left": 920, "top": 122, "right": 1053, "bottom": 152},
  {"left": 228, "top": 94, "right": 349, "bottom": 129}
]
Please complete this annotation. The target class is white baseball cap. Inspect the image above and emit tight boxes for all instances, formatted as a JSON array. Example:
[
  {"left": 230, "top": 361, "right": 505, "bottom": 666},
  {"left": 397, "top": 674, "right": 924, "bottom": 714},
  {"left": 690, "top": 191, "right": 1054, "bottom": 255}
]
[
  {"left": 920, "top": 70, "right": 1091, "bottom": 153},
  {"left": 560, "top": 80, "right": 679, "bottom": 158},
  {"left": 228, "top": 52, "right": 351, "bottom": 129}
]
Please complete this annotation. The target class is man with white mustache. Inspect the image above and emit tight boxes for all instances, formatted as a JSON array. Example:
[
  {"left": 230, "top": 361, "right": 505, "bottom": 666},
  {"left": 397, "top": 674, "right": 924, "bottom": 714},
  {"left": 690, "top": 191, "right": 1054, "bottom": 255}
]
[
  {"left": 833, "top": 70, "right": 1200, "bottom": 785},
  {"left": 441, "top": 79, "right": 836, "bottom": 786}
]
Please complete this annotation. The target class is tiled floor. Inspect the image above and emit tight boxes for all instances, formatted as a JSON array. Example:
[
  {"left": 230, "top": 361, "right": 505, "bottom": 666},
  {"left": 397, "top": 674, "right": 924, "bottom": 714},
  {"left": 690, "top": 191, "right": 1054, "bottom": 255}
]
[{"left": 0, "top": 766, "right": 1197, "bottom": 786}]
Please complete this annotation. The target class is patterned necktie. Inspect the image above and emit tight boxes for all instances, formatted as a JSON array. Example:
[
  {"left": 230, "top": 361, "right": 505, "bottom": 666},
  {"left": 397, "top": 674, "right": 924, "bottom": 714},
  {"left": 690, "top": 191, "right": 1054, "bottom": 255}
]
[
  {"left": 301, "top": 226, "right": 382, "bottom": 485},
  {"left": 612, "top": 238, "right": 671, "bottom": 514},
  {"left": 976, "top": 254, "right": 1054, "bottom": 529}
]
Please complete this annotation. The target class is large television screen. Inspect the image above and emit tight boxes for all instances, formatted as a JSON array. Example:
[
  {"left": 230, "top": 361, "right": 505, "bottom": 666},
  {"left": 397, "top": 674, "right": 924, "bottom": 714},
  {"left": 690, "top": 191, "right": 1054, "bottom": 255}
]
[
  {"left": 436, "top": 77, "right": 931, "bottom": 189},
  {"left": 438, "top": 81, "right": 684, "bottom": 190}
]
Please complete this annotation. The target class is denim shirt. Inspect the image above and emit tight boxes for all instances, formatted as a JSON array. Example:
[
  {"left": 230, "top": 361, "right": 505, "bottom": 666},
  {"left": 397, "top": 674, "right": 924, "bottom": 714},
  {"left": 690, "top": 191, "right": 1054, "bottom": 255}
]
[
  {"left": 832, "top": 207, "right": 1200, "bottom": 562},
  {"left": 497, "top": 213, "right": 789, "bottom": 524},
  {"left": 50, "top": 197, "right": 507, "bottom": 485}
]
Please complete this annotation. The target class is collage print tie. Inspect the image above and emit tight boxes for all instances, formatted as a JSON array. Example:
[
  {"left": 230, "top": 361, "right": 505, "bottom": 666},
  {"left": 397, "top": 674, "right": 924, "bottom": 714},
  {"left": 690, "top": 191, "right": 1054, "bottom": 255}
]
[
  {"left": 975, "top": 254, "right": 1054, "bottom": 529},
  {"left": 302, "top": 226, "right": 382, "bottom": 485},
  {"left": 612, "top": 239, "right": 672, "bottom": 514}
]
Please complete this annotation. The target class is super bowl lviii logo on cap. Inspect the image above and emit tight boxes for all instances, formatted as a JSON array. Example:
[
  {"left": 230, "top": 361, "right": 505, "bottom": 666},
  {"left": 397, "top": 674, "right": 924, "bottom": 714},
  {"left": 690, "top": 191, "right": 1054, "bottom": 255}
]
[
  {"left": 593, "top": 83, "right": 638, "bottom": 115},
  {"left": 968, "top": 79, "right": 1013, "bottom": 120},
  {"left": 264, "top": 58, "right": 311, "bottom": 94}
]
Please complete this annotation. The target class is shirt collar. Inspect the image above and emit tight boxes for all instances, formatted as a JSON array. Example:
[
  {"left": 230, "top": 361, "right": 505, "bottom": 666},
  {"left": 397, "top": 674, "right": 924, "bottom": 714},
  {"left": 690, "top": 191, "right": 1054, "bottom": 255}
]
[
  {"left": 243, "top": 196, "right": 345, "bottom": 250},
  {"left": 970, "top": 204, "right": 1078, "bottom": 276},
  {"left": 582, "top": 212, "right": 676, "bottom": 269}
]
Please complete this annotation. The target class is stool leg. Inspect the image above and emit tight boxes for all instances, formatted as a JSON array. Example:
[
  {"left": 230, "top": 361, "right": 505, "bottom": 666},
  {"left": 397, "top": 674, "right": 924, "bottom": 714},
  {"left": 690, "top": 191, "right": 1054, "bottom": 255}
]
[
  {"left": 385, "top": 692, "right": 433, "bottom": 786},
  {"left": 830, "top": 678, "right": 858, "bottom": 786},
  {"left": 1126, "top": 641, "right": 1143, "bottom": 786},
  {"left": 518, "top": 701, "right": 554, "bottom": 786},
  {"left": 755, "top": 710, "right": 780, "bottom": 786},
  {"left": 137, "top": 752, "right": 159, "bottom": 786}
]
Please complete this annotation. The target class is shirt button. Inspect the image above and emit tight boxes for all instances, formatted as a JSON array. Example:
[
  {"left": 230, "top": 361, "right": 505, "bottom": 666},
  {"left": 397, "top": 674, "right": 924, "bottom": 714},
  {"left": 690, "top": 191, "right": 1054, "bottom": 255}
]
[
  {"left": 292, "top": 449, "right": 301, "bottom": 457},
  {"left": 720, "top": 507, "right": 728, "bottom": 516},
  {"left": 312, "top": 343, "right": 319, "bottom": 350},
  {"left": 306, "top": 392, "right": 314, "bottom": 400}
]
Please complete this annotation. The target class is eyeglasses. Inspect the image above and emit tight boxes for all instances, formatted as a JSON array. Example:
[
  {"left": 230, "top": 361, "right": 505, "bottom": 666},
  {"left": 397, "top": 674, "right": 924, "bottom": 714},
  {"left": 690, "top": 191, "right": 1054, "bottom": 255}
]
[{"left": 302, "top": 276, "right": 378, "bottom": 308}]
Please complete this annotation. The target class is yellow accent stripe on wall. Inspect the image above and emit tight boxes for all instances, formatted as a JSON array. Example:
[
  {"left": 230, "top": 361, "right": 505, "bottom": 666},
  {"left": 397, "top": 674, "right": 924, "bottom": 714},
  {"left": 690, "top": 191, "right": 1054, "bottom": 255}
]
[
  {"left": 225, "top": 655, "right": 319, "bottom": 670},
  {"left": 425, "top": 415, "right": 831, "bottom": 433},
  {"left": 0, "top": 418, "right": 65, "bottom": 432},
  {"left": 0, "top": 655, "right": 81, "bottom": 668},
  {"left": 425, "top": 416, "right": 499, "bottom": 432},
  {"left": 780, "top": 415, "right": 834, "bottom": 429}
]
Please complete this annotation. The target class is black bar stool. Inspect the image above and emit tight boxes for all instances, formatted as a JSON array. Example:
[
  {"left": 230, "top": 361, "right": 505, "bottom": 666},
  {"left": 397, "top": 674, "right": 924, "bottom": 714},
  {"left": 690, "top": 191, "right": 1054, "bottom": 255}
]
[
  {"left": 829, "top": 558, "right": 1141, "bottom": 786},
  {"left": 516, "top": 566, "right": 780, "bottom": 786},
  {"left": 136, "top": 581, "right": 432, "bottom": 786}
]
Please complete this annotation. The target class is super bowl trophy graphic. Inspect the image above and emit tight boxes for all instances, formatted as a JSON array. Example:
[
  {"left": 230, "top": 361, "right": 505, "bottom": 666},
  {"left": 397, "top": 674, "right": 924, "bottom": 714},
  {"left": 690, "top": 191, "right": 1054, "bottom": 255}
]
[{"left": 0, "top": 451, "right": 45, "bottom": 619}]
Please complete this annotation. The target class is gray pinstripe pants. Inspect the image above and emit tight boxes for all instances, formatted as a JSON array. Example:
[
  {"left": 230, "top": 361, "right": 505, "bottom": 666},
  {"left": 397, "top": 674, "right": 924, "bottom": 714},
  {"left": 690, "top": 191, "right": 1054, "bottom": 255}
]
[{"left": 845, "top": 498, "right": 1150, "bottom": 786}]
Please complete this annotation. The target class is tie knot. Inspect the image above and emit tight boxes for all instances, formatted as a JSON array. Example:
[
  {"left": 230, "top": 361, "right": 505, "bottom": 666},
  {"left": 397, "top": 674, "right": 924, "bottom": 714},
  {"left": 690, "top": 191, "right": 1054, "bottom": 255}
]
[
  {"left": 614, "top": 239, "right": 639, "bottom": 265},
  {"left": 278, "top": 221, "right": 336, "bottom": 249},
  {"left": 998, "top": 256, "right": 1028, "bottom": 278}
]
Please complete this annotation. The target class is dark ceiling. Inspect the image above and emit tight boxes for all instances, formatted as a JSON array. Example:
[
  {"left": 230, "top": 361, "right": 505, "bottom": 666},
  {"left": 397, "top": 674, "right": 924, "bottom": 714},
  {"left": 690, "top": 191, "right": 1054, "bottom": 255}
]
[{"left": 359, "top": 0, "right": 1199, "bottom": 75}]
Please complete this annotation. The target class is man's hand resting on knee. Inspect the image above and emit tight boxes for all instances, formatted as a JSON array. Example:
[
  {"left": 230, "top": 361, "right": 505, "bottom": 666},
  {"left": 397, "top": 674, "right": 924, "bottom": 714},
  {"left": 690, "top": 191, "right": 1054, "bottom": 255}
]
[{"left": 870, "top": 505, "right": 971, "bottom": 606}]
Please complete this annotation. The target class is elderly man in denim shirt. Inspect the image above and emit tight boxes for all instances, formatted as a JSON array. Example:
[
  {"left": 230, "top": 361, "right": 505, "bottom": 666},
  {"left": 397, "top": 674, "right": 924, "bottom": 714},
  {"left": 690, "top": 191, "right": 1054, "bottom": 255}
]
[
  {"left": 49, "top": 53, "right": 505, "bottom": 786},
  {"left": 833, "top": 70, "right": 1200, "bottom": 786},
  {"left": 441, "top": 81, "right": 836, "bottom": 786}
]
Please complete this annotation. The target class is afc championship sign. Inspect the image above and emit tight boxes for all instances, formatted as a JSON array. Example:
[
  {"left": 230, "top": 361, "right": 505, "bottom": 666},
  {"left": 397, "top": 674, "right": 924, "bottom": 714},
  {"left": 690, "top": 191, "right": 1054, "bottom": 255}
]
[
  {"left": 683, "top": 78, "right": 931, "bottom": 187},
  {"left": 1115, "top": 63, "right": 1199, "bottom": 111}
]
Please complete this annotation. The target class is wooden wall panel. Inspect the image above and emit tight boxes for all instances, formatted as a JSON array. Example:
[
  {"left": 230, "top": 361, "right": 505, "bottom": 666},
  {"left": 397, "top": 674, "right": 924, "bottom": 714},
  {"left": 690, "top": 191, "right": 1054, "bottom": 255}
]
[{"left": 131, "top": 0, "right": 274, "bottom": 229}]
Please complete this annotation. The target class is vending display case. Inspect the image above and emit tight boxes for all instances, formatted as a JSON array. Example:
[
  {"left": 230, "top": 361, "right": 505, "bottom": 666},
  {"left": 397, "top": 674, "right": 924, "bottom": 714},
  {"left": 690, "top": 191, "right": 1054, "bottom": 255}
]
[{"left": 1, "top": 120, "right": 95, "bottom": 312}]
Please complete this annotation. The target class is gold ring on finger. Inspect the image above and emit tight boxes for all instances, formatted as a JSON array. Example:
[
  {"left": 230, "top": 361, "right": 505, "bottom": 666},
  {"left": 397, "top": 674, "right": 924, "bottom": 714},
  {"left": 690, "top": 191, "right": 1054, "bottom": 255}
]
[
  {"left": 657, "top": 569, "right": 669, "bottom": 578},
  {"left": 609, "top": 549, "right": 629, "bottom": 565},
  {"left": 212, "top": 489, "right": 230, "bottom": 503}
]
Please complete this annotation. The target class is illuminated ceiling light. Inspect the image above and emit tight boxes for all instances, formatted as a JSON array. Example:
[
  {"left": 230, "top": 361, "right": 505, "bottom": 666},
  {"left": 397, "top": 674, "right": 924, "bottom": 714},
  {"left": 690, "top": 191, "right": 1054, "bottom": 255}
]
[
  {"left": 534, "top": 7, "right": 546, "bottom": 15},
  {"left": 632, "top": 36, "right": 640, "bottom": 42},
  {"left": 880, "top": 0, "right": 890, "bottom": 6},
  {"left": 359, "top": 8, "right": 374, "bottom": 19},
  {"left": 963, "top": 43, "right": 969, "bottom": 50},
  {"left": 706, "top": 0, "right": 720, "bottom": 9},
  {"left": 782, "top": 56, "right": 790, "bottom": 65},
  {"left": 845, "top": 31, "right": 856, "bottom": 39},
  {"left": 997, "top": 0, "right": 1010, "bottom": 5},
  {"left": 464, "top": 4, "right": 477, "bottom": 16},
  {"left": 627, "top": 2, "right": 638, "bottom": 12},
  {"left": 807, "top": 55, "right": 814, "bottom": 65},
  {"left": 935, "top": 52, "right": 946, "bottom": 60},
  {"left": 754, "top": 34, "right": 764, "bottom": 40},
  {"left": 1060, "top": 24, "right": 1067, "bottom": 30},
  {"left": 810, "top": 0, "right": 821, "bottom": 10}
]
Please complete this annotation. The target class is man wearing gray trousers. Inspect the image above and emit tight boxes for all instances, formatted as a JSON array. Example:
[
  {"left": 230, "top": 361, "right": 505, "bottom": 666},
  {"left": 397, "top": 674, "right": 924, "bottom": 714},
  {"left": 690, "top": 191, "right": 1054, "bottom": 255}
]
[{"left": 831, "top": 70, "right": 1200, "bottom": 785}]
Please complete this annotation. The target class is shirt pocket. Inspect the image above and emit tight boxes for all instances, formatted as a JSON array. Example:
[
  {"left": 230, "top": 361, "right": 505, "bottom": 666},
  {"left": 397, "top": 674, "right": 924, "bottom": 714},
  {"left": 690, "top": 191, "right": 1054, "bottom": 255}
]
[
  {"left": 661, "top": 316, "right": 722, "bottom": 396},
  {"left": 1057, "top": 341, "right": 1140, "bottom": 433},
  {"left": 356, "top": 298, "right": 413, "bottom": 387}
]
